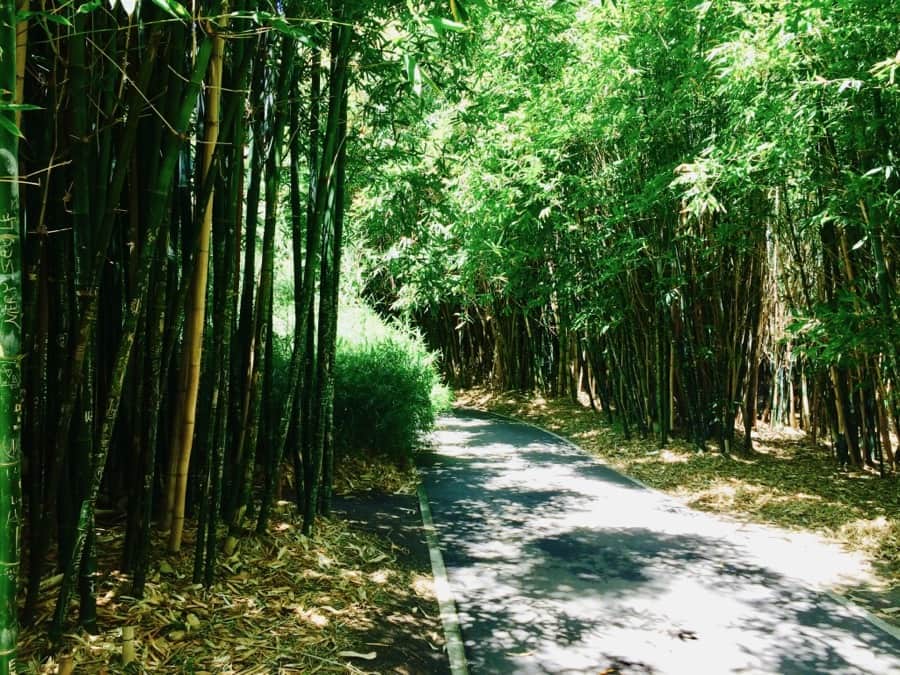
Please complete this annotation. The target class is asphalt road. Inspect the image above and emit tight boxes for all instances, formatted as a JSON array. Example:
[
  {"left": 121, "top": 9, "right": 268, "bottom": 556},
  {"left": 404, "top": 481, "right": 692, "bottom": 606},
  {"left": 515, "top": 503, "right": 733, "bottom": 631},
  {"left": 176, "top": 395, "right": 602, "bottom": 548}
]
[{"left": 419, "top": 409, "right": 900, "bottom": 674}]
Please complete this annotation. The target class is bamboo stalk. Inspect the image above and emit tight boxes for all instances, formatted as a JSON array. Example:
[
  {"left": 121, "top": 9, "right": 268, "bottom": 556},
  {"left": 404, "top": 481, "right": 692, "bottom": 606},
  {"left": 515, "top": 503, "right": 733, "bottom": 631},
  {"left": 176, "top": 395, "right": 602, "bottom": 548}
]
[
  {"left": 0, "top": 4, "right": 21, "bottom": 669},
  {"left": 256, "top": 30, "right": 303, "bottom": 533},
  {"left": 132, "top": 234, "right": 168, "bottom": 598},
  {"left": 167, "top": 17, "right": 225, "bottom": 554},
  {"left": 13, "top": 0, "right": 26, "bottom": 129},
  {"left": 304, "top": 9, "right": 352, "bottom": 534},
  {"left": 58, "top": 653, "right": 73, "bottom": 675},
  {"left": 28, "top": 31, "right": 164, "bottom": 620},
  {"left": 122, "top": 626, "right": 136, "bottom": 666},
  {"left": 226, "top": 34, "right": 268, "bottom": 522},
  {"left": 227, "top": 29, "right": 292, "bottom": 540}
]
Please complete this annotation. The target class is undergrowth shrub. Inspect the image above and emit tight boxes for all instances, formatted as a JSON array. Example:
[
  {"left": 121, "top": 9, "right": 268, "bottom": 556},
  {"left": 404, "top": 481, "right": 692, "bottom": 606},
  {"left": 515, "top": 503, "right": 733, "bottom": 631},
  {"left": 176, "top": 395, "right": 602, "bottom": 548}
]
[{"left": 333, "top": 305, "right": 451, "bottom": 463}]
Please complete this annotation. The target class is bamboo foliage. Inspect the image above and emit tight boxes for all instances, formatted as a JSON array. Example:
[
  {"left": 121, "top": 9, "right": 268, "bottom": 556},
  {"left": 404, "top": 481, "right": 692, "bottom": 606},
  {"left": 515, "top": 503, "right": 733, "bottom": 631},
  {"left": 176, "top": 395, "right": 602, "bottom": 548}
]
[
  {"left": 357, "top": 0, "right": 900, "bottom": 469},
  {"left": 0, "top": 0, "right": 452, "bottom": 656}
]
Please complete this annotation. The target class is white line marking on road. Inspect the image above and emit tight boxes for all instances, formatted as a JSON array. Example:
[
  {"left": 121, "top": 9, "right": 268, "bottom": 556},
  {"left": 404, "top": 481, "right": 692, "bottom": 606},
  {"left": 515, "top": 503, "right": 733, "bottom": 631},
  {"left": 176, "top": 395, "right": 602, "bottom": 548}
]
[{"left": 417, "top": 477, "right": 469, "bottom": 675}]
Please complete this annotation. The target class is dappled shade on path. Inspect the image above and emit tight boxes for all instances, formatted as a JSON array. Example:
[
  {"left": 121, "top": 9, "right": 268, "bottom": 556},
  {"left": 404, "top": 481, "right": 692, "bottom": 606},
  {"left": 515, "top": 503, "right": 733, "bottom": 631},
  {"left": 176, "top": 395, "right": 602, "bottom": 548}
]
[{"left": 419, "top": 410, "right": 900, "bottom": 674}]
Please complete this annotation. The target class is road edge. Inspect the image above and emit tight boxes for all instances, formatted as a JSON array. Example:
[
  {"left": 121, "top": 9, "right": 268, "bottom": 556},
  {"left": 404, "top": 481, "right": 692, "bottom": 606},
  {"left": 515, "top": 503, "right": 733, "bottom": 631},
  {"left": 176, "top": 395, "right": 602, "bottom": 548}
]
[
  {"left": 416, "top": 479, "right": 469, "bottom": 675},
  {"left": 823, "top": 589, "right": 900, "bottom": 641},
  {"left": 453, "top": 405, "right": 900, "bottom": 642}
]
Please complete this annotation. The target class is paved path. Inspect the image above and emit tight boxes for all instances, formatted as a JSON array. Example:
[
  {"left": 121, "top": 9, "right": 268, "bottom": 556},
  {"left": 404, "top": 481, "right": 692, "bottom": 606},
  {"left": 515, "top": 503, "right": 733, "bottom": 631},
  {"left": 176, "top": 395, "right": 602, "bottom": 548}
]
[{"left": 419, "top": 409, "right": 900, "bottom": 674}]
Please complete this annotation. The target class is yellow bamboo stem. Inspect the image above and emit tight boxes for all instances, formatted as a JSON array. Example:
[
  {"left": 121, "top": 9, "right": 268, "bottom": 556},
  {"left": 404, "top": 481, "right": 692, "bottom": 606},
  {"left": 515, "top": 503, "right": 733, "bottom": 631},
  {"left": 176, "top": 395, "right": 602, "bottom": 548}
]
[
  {"left": 167, "top": 26, "right": 225, "bottom": 552},
  {"left": 58, "top": 653, "right": 74, "bottom": 675},
  {"left": 122, "top": 626, "right": 136, "bottom": 666}
]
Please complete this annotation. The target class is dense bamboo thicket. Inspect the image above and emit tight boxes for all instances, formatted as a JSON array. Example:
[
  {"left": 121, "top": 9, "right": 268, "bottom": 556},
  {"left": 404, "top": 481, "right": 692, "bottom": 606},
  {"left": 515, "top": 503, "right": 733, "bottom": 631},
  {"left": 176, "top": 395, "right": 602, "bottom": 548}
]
[
  {"left": 0, "top": 0, "right": 465, "bottom": 666},
  {"left": 2, "top": 0, "right": 898, "bottom": 667},
  {"left": 355, "top": 0, "right": 900, "bottom": 467}
]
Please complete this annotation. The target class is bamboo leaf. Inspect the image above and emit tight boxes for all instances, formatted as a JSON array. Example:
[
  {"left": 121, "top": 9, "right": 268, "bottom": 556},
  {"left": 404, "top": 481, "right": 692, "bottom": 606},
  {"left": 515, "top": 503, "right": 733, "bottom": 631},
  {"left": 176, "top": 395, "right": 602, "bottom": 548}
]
[
  {"left": 18, "top": 10, "right": 73, "bottom": 26},
  {"left": 338, "top": 651, "right": 377, "bottom": 660},
  {"left": 150, "top": 0, "right": 191, "bottom": 21},
  {"left": 430, "top": 16, "right": 468, "bottom": 35},
  {"left": 0, "top": 114, "right": 23, "bottom": 139},
  {"left": 0, "top": 103, "right": 40, "bottom": 111},
  {"left": 404, "top": 54, "right": 423, "bottom": 96},
  {"left": 76, "top": 1, "right": 104, "bottom": 14},
  {"left": 227, "top": 10, "right": 314, "bottom": 45}
]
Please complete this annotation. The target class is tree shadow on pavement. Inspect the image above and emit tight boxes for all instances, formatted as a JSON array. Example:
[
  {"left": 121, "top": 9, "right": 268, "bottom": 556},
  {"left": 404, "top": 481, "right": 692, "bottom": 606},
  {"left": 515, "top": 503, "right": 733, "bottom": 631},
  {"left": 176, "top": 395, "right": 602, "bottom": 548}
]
[{"left": 420, "top": 411, "right": 900, "bottom": 674}]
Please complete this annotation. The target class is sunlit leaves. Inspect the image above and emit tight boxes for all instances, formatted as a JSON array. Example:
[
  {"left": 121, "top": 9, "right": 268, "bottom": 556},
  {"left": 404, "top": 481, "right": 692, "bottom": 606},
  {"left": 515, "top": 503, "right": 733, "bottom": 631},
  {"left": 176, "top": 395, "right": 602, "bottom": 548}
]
[
  {"left": 430, "top": 16, "right": 467, "bottom": 35},
  {"left": 76, "top": 1, "right": 104, "bottom": 15},
  {"left": 109, "top": 0, "right": 136, "bottom": 15},
  {"left": 672, "top": 154, "right": 727, "bottom": 220},
  {"left": 105, "top": 0, "right": 190, "bottom": 19},
  {"left": 354, "top": 0, "right": 900, "bottom": 386},
  {"left": 150, "top": 0, "right": 191, "bottom": 21},
  {"left": 871, "top": 51, "right": 900, "bottom": 85},
  {"left": 404, "top": 54, "right": 423, "bottom": 96}
]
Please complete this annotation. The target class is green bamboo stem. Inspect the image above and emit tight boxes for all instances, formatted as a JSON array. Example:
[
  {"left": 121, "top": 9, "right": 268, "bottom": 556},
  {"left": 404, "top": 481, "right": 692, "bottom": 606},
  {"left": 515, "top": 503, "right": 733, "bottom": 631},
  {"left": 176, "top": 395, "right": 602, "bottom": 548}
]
[
  {"left": 69, "top": 10, "right": 99, "bottom": 630},
  {"left": 304, "top": 11, "right": 352, "bottom": 535},
  {"left": 319, "top": 95, "right": 347, "bottom": 516},
  {"left": 298, "top": 47, "right": 322, "bottom": 515},
  {"left": 229, "top": 81, "right": 284, "bottom": 540},
  {"left": 319, "top": 75, "right": 349, "bottom": 518},
  {"left": 0, "top": 3, "right": 21, "bottom": 669},
  {"left": 132, "top": 232, "right": 169, "bottom": 598},
  {"left": 226, "top": 35, "right": 268, "bottom": 521},
  {"left": 256, "top": 32, "right": 303, "bottom": 534},
  {"left": 203, "top": 38, "right": 247, "bottom": 584}
]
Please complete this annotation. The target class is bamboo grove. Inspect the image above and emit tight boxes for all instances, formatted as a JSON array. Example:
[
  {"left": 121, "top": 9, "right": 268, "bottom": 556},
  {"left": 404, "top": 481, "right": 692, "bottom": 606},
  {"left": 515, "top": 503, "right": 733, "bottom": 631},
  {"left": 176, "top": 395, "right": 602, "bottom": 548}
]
[
  {"left": 355, "top": 0, "right": 900, "bottom": 465},
  {"left": 0, "top": 0, "right": 467, "bottom": 666}
]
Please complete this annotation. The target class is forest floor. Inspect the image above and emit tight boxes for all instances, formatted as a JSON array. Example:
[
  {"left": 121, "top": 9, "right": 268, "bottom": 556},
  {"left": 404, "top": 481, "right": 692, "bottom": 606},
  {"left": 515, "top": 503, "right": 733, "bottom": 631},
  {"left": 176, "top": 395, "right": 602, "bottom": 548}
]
[
  {"left": 455, "top": 388, "right": 900, "bottom": 628},
  {"left": 17, "top": 461, "right": 447, "bottom": 674}
]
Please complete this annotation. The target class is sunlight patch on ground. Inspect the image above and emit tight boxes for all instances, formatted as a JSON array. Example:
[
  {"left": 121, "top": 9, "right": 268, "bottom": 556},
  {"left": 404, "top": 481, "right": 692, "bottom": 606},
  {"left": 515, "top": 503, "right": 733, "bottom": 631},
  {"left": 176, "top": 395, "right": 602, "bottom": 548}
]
[
  {"left": 431, "top": 411, "right": 900, "bottom": 673},
  {"left": 410, "top": 573, "right": 435, "bottom": 598},
  {"left": 839, "top": 517, "right": 898, "bottom": 565},
  {"left": 453, "top": 387, "right": 900, "bottom": 626},
  {"left": 296, "top": 608, "right": 330, "bottom": 628},
  {"left": 368, "top": 569, "right": 391, "bottom": 585}
]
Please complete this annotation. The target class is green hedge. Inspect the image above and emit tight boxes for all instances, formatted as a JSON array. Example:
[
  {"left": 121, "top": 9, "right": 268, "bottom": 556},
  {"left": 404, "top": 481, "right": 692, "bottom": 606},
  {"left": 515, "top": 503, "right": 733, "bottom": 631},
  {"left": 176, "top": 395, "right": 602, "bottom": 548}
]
[
  {"left": 269, "top": 304, "right": 450, "bottom": 463},
  {"left": 333, "top": 312, "right": 451, "bottom": 463}
]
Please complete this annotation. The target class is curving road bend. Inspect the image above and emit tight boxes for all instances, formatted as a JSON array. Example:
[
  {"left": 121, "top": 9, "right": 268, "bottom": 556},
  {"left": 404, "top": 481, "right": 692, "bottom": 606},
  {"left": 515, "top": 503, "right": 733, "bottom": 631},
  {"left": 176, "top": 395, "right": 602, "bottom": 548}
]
[{"left": 419, "top": 409, "right": 900, "bottom": 674}]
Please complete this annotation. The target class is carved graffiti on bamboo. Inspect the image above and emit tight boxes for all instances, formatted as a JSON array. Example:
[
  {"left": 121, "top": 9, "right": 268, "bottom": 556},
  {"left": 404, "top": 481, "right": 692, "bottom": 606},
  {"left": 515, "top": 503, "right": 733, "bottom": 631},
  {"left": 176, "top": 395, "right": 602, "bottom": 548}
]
[
  {"left": 0, "top": 436, "right": 17, "bottom": 464},
  {"left": 0, "top": 236, "right": 14, "bottom": 275},
  {"left": 0, "top": 149, "right": 18, "bottom": 228},
  {"left": 0, "top": 280, "right": 21, "bottom": 334},
  {"left": 0, "top": 362, "right": 19, "bottom": 390}
]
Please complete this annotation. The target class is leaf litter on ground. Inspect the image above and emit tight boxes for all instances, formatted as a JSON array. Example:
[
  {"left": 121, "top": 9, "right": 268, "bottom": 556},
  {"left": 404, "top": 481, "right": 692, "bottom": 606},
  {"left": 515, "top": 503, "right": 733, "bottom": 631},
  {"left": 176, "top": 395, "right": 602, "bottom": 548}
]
[{"left": 18, "top": 461, "right": 444, "bottom": 674}]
